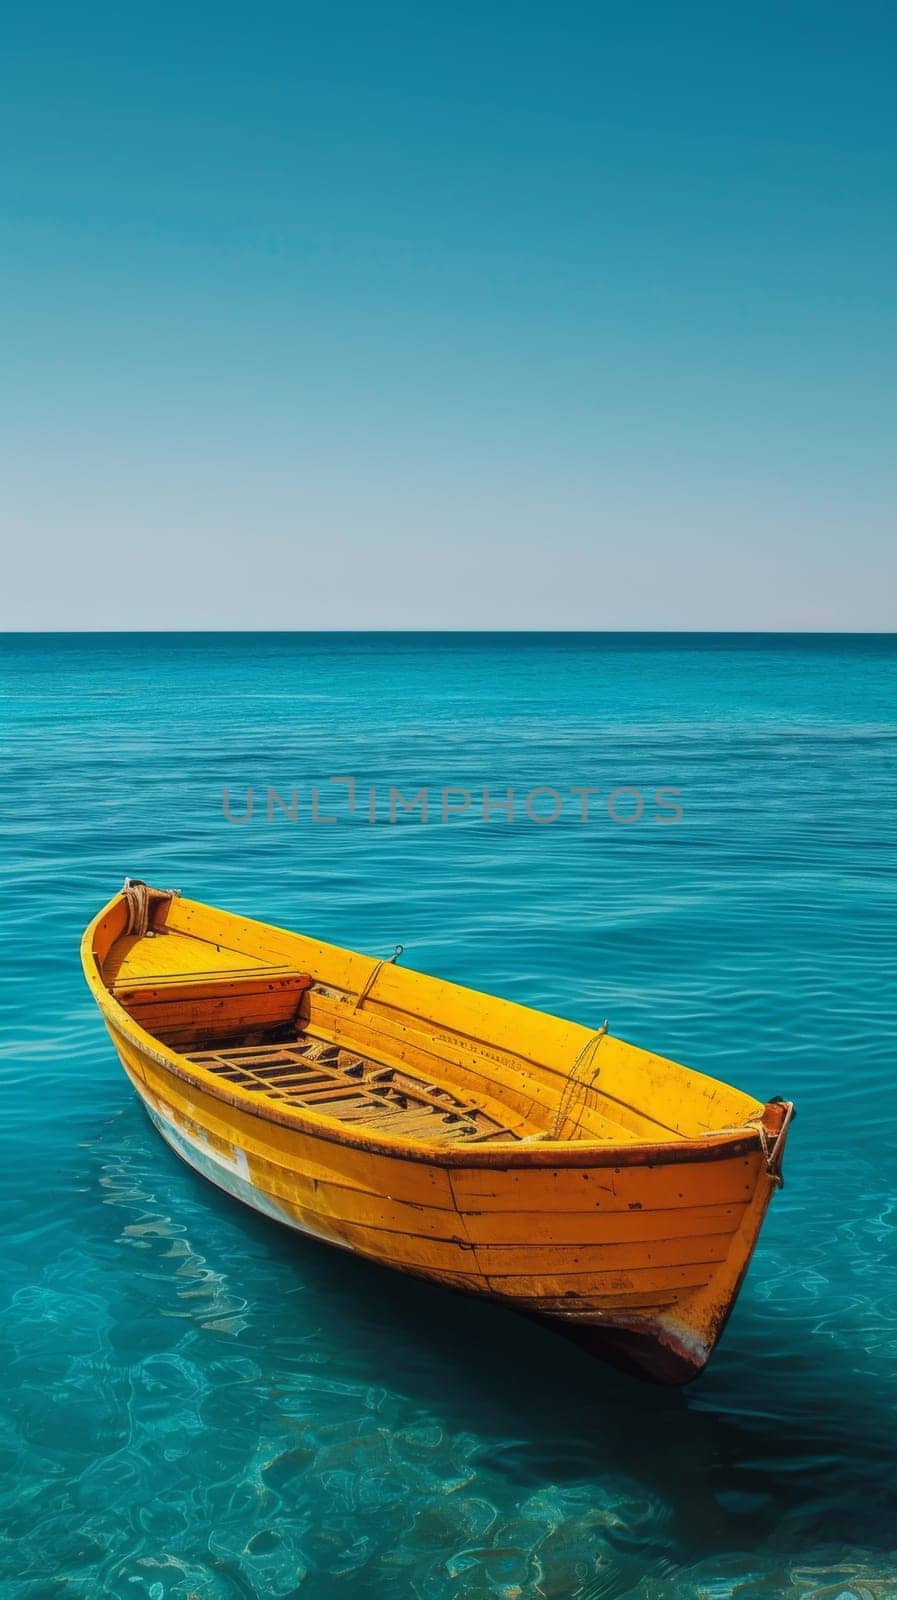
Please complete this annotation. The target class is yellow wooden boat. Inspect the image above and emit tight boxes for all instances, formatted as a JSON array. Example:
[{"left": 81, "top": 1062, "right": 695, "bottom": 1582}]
[{"left": 81, "top": 882, "right": 794, "bottom": 1383}]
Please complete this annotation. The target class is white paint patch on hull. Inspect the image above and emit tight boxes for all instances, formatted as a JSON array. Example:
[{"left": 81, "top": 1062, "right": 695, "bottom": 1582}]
[
  {"left": 144, "top": 1100, "right": 292, "bottom": 1225},
  {"left": 142, "top": 1099, "right": 351, "bottom": 1251},
  {"left": 654, "top": 1314, "right": 710, "bottom": 1370}
]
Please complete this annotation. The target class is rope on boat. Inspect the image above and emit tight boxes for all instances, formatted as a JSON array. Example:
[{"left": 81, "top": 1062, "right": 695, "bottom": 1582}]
[
  {"left": 744, "top": 1097, "right": 795, "bottom": 1188},
  {"left": 708, "top": 1098, "right": 795, "bottom": 1188},
  {"left": 121, "top": 878, "right": 179, "bottom": 938},
  {"left": 122, "top": 878, "right": 151, "bottom": 938},
  {"left": 351, "top": 944, "right": 404, "bottom": 1012},
  {"left": 552, "top": 1021, "right": 609, "bottom": 1139}
]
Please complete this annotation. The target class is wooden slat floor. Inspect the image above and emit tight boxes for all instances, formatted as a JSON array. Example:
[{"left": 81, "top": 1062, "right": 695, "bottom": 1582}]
[{"left": 186, "top": 1037, "right": 526, "bottom": 1143}]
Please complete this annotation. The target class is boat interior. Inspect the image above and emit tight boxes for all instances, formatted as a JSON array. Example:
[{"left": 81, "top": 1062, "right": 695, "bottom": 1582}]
[
  {"left": 96, "top": 896, "right": 758, "bottom": 1149},
  {"left": 110, "top": 952, "right": 541, "bottom": 1143}
]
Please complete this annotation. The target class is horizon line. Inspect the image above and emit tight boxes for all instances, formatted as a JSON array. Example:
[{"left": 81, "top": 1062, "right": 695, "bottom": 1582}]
[{"left": 1, "top": 628, "right": 895, "bottom": 639}]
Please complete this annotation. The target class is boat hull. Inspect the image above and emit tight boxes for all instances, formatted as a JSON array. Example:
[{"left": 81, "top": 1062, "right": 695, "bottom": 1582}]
[{"left": 105, "top": 1014, "right": 781, "bottom": 1383}]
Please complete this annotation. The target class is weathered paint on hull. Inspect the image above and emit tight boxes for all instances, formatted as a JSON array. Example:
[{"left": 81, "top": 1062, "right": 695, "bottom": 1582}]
[
  {"left": 82, "top": 888, "right": 793, "bottom": 1385},
  {"left": 145, "top": 1085, "right": 710, "bottom": 1380},
  {"left": 110, "top": 1022, "right": 776, "bottom": 1384}
]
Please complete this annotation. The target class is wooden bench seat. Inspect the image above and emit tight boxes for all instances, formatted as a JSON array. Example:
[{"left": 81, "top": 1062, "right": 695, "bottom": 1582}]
[{"left": 114, "top": 968, "right": 313, "bottom": 1049}]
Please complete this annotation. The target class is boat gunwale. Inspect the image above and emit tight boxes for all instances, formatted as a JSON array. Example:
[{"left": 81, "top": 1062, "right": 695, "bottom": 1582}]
[{"left": 81, "top": 895, "right": 770, "bottom": 1173}]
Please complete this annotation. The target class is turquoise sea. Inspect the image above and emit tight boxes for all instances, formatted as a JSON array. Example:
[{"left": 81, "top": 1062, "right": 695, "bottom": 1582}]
[{"left": 2, "top": 632, "right": 896, "bottom": 1600}]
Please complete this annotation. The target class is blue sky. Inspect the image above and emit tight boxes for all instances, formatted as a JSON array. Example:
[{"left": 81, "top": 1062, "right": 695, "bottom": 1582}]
[{"left": 2, "top": 1, "right": 894, "bottom": 628}]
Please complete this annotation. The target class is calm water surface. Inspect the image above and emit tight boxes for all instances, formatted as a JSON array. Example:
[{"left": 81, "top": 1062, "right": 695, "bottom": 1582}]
[{"left": 1, "top": 633, "right": 896, "bottom": 1599}]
